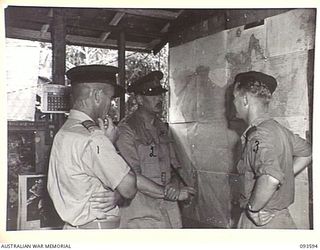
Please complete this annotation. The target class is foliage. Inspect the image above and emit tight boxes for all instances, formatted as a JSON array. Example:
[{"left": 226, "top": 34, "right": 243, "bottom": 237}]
[
  {"left": 124, "top": 48, "right": 169, "bottom": 120},
  {"left": 64, "top": 44, "right": 169, "bottom": 121},
  {"left": 65, "top": 46, "right": 119, "bottom": 70}
]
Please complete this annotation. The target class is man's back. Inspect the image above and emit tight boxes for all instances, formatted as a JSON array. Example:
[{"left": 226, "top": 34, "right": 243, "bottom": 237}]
[
  {"left": 48, "top": 110, "right": 130, "bottom": 226},
  {"left": 239, "top": 118, "right": 311, "bottom": 211}
]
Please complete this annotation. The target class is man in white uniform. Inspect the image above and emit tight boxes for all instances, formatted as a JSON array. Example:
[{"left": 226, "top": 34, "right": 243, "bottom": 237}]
[{"left": 48, "top": 65, "right": 137, "bottom": 229}]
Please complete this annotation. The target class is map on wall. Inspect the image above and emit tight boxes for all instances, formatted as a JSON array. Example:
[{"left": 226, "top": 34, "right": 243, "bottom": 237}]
[
  {"left": 169, "top": 31, "right": 229, "bottom": 124},
  {"left": 168, "top": 9, "right": 315, "bottom": 229},
  {"left": 224, "top": 9, "right": 313, "bottom": 138}
]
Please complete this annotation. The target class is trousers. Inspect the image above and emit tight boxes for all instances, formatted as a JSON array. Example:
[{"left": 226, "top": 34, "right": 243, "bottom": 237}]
[
  {"left": 237, "top": 208, "right": 297, "bottom": 229},
  {"left": 63, "top": 216, "right": 120, "bottom": 230},
  {"left": 119, "top": 192, "right": 182, "bottom": 229}
]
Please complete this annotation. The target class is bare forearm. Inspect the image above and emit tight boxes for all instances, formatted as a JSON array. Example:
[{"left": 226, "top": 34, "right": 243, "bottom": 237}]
[
  {"left": 136, "top": 174, "right": 165, "bottom": 199},
  {"left": 293, "top": 156, "right": 312, "bottom": 176},
  {"left": 116, "top": 171, "right": 137, "bottom": 199},
  {"left": 249, "top": 174, "right": 280, "bottom": 211}
]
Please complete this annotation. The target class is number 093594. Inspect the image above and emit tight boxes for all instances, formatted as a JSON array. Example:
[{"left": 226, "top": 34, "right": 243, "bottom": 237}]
[{"left": 300, "top": 244, "right": 318, "bottom": 248}]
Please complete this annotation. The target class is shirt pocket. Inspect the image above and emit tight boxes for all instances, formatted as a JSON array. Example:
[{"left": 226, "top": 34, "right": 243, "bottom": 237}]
[
  {"left": 137, "top": 143, "right": 159, "bottom": 164},
  {"left": 137, "top": 144, "right": 161, "bottom": 181}
]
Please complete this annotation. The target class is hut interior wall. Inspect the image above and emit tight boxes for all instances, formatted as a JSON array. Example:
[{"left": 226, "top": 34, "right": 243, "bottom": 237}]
[{"left": 168, "top": 9, "right": 315, "bottom": 228}]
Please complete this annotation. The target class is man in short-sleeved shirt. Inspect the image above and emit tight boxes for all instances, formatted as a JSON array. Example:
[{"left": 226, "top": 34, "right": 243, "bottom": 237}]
[
  {"left": 232, "top": 71, "right": 311, "bottom": 229},
  {"left": 47, "top": 65, "right": 137, "bottom": 229},
  {"left": 116, "top": 71, "right": 195, "bottom": 228}
]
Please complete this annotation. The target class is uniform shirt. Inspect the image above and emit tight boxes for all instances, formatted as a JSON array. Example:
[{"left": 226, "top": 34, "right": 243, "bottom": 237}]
[
  {"left": 47, "top": 109, "right": 130, "bottom": 226},
  {"left": 116, "top": 110, "right": 180, "bottom": 185},
  {"left": 115, "top": 110, "right": 182, "bottom": 228},
  {"left": 237, "top": 115, "right": 311, "bottom": 211}
]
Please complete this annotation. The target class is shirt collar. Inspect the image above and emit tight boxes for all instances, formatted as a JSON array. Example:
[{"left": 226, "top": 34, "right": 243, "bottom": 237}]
[
  {"left": 250, "top": 114, "right": 271, "bottom": 127},
  {"left": 68, "top": 109, "right": 94, "bottom": 122},
  {"left": 241, "top": 114, "right": 271, "bottom": 144},
  {"left": 135, "top": 110, "right": 156, "bottom": 130}
]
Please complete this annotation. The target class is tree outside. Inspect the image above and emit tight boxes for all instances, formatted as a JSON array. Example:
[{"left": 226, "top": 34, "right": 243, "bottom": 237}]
[
  {"left": 62, "top": 44, "right": 169, "bottom": 121},
  {"left": 123, "top": 48, "right": 169, "bottom": 121}
]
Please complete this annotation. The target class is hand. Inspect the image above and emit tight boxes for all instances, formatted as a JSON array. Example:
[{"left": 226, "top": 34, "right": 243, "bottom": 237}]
[
  {"left": 164, "top": 183, "right": 180, "bottom": 201},
  {"left": 89, "top": 190, "right": 121, "bottom": 213},
  {"left": 177, "top": 186, "right": 196, "bottom": 201},
  {"left": 246, "top": 209, "right": 275, "bottom": 226},
  {"left": 97, "top": 117, "right": 119, "bottom": 143}
]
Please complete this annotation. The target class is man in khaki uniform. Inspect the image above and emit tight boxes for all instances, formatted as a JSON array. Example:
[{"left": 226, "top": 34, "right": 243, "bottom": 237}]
[
  {"left": 48, "top": 65, "right": 137, "bottom": 229},
  {"left": 116, "top": 71, "right": 195, "bottom": 228},
  {"left": 232, "top": 71, "right": 312, "bottom": 229}
]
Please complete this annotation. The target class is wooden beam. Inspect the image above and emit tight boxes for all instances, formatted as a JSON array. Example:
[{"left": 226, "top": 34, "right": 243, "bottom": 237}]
[
  {"left": 66, "top": 20, "right": 159, "bottom": 39},
  {"left": 161, "top": 10, "right": 183, "bottom": 32},
  {"left": 100, "top": 11, "right": 125, "bottom": 42},
  {"left": 225, "top": 9, "right": 292, "bottom": 29},
  {"left": 115, "top": 9, "right": 181, "bottom": 20},
  {"left": 160, "top": 23, "right": 171, "bottom": 33},
  {"left": 110, "top": 12, "right": 126, "bottom": 25},
  {"left": 6, "top": 27, "right": 151, "bottom": 52},
  {"left": 65, "top": 34, "right": 148, "bottom": 52},
  {"left": 146, "top": 38, "right": 161, "bottom": 51},
  {"left": 52, "top": 9, "right": 66, "bottom": 86},
  {"left": 6, "top": 27, "right": 51, "bottom": 42},
  {"left": 7, "top": 14, "right": 161, "bottom": 39},
  {"left": 118, "top": 31, "right": 126, "bottom": 120},
  {"left": 40, "top": 8, "right": 53, "bottom": 38},
  {"left": 150, "top": 10, "right": 183, "bottom": 54},
  {"left": 152, "top": 37, "right": 168, "bottom": 55},
  {"left": 7, "top": 14, "right": 120, "bottom": 32},
  {"left": 40, "top": 24, "right": 50, "bottom": 35}
]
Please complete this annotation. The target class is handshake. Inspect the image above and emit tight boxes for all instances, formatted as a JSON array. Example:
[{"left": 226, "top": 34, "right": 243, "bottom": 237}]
[{"left": 163, "top": 183, "right": 196, "bottom": 201}]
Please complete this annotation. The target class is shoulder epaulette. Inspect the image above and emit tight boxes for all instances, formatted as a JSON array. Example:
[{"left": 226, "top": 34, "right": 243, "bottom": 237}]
[
  {"left": 81, "top": 120, "right": 100, "bottom": 133},
  {"left": 245, "top": 125, "right": 257, "bottom": 139}
]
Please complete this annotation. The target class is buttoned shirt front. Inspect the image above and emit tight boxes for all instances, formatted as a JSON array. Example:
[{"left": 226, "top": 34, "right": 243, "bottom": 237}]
[
  {"left": 47, "top": 109, "right": 130, "bottom": 226},
  {"left": 237, "top": 115, "right": 311, "bottom": 211},
  {"left": 115, "top": 110, "right": 182, "bottom": 228},
  {"left": 116, "top": 110, "right": 180, "bottom": 185}
]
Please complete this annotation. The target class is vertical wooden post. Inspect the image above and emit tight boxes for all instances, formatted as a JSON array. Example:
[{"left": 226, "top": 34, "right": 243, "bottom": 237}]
[
  {"left": 118, "top": 31, "right": 126, "bottom": 120},
  {"left": 52, "top": 8, "right": 66, "bottom": 86},
  {"left": 51, "top": 8, "right": 66, "bottom": 128}
]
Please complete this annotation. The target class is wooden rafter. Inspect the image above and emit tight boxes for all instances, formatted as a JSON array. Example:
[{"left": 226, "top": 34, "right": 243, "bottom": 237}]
[
  {"left": 160, "top": 10, "right": 183, "bottom": 33},
  {"left": 40, "top": 8, "right": 53, "bottom": 38},
  {"left": 6, "top": 27, "right": 151, "bottom": 52},
  {"left": 5, "top": 7, "right": 223, "bottom": 53},
  {"left": 100, "top": 11, "right": 125, "bottom": 42},
  {"left": 6, "top": 14, "right": 161, "bottom": 40},
  {"left": 147, "top": 10, "right": 184, "bottom": 52},
  {"left": 113, "top": 9, "right": 181, "bottom": 20}
]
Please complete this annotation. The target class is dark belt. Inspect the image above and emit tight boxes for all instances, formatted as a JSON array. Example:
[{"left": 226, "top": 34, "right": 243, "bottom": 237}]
[{"left": 70, "top": 217, "right": 120, "bottom": 229}]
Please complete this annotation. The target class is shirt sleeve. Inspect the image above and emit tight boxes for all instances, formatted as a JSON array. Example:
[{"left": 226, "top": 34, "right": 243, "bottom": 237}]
[
  {"left": 290, "top": 133, "right": 311, "bottom": 157},
  {"left": 248, "top": 129, "right": 285, "bottom": 184},
  {"left": 169, "top": 141, "right": 181, "bottom": 169},
  {"left": 81, "top": 134, "right": 130, "bottom": 190},
  {"left": 116, "top": 123, "right": 142, "bottom": 174}
]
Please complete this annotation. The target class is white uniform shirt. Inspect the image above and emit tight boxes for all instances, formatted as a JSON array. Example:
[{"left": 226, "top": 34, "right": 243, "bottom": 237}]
[{"left": 47, "top": 109, "right": 130, "bottom": 226}]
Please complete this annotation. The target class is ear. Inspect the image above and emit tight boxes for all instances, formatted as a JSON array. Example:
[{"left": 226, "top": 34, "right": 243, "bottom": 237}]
[{"left": 93, "top": 89, "right": 103, "bottom": 104}]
